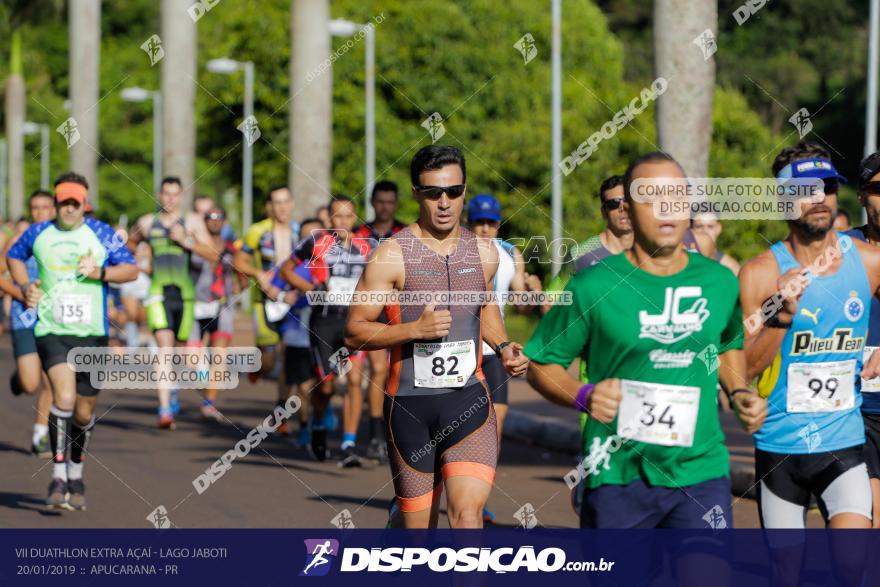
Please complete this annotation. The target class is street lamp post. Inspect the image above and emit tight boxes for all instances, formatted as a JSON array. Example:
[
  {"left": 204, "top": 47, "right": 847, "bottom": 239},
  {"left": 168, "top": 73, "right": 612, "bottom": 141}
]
[
  {"left": 551, "top": 0, "right": 562, "bottom": 274},
  {"left": 121, "top": 87, "right": 163, "bottom": 195},
  {"left": 866, "top": 0, "right": 879, "bottom": 225},
  {"left": 207, "top": 57, "right": 255, "bottom": 231},
  {"left": 0, "top": 138, "right": 7, "bottom": 217},
  {"left": 329, "top": 18, "right": 376, "bottom": 221},
  {"left": 22, "top": 121, "right": 50, "bottom": 190}
]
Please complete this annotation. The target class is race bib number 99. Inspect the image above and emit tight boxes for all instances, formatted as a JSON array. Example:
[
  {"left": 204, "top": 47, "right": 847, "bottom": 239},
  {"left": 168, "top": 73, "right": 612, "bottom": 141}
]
[
  {"left": 53, "top": 294, "right": 91, "bottom": 325},
  {"left": 413, "top": 340, "right": 476, "bottom": 388},
  {"left": 617, "top": 379, "right": 700, "bottom": 447},
  {"left": 787, "top": 360, "right": 855, "bottom": 412},
  {"left": 862, "top": 347, "right": 880, "bottom": 393}
]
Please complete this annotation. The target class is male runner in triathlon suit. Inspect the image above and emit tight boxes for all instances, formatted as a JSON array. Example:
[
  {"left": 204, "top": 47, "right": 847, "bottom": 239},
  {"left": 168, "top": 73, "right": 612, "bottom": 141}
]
[
  {"left": 345, "top": 145, "right": 529, "bottom": 528},
  {"left": 527, "top": 153, "right": 766, "bottom": 533},
  {"left": 132, "top": 177, "right": 217, "bottom": 429},
  {"left": 354, "top": 180, "right": 406, "bottom": 462},
  {"left": 0, "top": 190, "right": 56, "bottom": 456},
  {"left": 189, "top": 205, "right": 237, "bottom": 422},
  {"left": 741, "top": 143, "right": 880, "bottom": 585},
  {"left": 282, "top": 195, "right": 371, "bottom": 466},
  {"left": 8, "top": 172, "right": 137, "bottom": 509},
  {"left": 847, "top": 150, "right": 880, "bottom": 527},
  {"left": 233, "top": 186, "right": 298, "bottom": 407}
]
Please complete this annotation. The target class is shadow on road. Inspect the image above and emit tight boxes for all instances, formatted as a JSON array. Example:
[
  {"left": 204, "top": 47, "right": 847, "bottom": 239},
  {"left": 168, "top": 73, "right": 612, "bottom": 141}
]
[{"left": 0, "top": 491, "right": 64, "bottom": 517}]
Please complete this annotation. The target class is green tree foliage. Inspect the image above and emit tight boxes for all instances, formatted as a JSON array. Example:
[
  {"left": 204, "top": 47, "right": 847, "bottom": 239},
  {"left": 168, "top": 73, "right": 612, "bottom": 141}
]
[{"left": 0, "top": 0, "right": 802, "bottom": 266}]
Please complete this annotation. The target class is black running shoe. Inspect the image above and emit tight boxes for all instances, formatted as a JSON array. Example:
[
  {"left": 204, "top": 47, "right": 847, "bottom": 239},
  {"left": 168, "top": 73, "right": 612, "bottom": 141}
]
[
  {"left": 338, "top": 446, "right": 363, "bottom": 469},
  {"left": 67, "top": 479, "right": 86, "bottom": 511},
  {"left": 310, "top": 427, "right": 328, "bottom": 462},
  {"left": 10, "top": 372, "right": 23, "bottom": 397},
  {"left": 46, "top": 478, "right": 68, "bottom": 509},
  {"left": 365, "top": 437, "right": 388, "bottom": 463}
]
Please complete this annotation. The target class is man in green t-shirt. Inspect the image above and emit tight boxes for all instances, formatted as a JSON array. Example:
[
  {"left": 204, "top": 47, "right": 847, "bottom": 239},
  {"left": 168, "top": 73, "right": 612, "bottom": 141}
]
[
  {"left": 526, "top": 152, "right": 766, "bottom": 529},
  {"left": 8, "top": 172, "right": 138, "bottom": 511}
]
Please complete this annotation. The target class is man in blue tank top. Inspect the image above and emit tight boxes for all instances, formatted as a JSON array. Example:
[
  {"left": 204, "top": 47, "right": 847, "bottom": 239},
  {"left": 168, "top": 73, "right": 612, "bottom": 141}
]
[
  {"left": 741, "top": 142, "right": 880, "bottom": 584},
  {"left": 845, "top": 150, "right": 880, "bottom": 528}
]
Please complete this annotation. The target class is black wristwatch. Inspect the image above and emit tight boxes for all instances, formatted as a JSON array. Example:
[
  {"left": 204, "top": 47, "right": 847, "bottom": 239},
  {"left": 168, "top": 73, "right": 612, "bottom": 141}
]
[
  {"left": 99, "top": 266, "right": 106, "bottom": 282},
  {"left": 495, "top": 341, "right": 512, "bottom": 355}
]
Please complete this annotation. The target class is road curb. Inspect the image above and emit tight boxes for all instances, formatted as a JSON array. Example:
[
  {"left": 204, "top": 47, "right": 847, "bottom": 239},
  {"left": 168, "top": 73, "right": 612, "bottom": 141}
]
[{"left": 503, "top": 408, "right": 756, "bottom": 498}]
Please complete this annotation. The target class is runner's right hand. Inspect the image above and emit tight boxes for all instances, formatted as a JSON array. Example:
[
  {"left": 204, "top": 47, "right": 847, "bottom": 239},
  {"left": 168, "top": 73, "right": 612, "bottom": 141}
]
[
  {"left": 588, "top": 378, "right": 622, "bottom": 423},
  {"left": 412, "top": 304, "right": 452, "bottom": 339},
  {"left": 776, "top": 268, "right": 809, "bottom": 320},
  {"left": 25, "top": 280, "right": 42, "bottom": 308}
]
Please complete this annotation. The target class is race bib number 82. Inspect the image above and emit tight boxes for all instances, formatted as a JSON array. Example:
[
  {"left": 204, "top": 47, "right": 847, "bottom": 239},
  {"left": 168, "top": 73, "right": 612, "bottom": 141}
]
[{"left": 413, "top": 340, "right": 476, "bottom": 388}]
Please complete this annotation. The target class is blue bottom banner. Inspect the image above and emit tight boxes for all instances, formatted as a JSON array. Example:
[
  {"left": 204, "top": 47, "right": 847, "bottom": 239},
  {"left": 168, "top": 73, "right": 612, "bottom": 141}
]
[{"left": 1, "top": 529, "right": 878, "bottom": 585}]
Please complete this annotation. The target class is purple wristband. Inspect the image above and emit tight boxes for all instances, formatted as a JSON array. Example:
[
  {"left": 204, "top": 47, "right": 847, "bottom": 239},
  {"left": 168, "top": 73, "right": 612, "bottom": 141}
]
[{"left": 575, "top": 383, "right": 595, "bottom": 412}]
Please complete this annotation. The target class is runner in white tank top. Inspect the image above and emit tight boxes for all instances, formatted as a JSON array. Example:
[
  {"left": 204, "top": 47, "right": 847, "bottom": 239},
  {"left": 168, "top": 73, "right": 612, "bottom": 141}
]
[{"left": 467, "top": 193, "right": 544, "bottom": 524}]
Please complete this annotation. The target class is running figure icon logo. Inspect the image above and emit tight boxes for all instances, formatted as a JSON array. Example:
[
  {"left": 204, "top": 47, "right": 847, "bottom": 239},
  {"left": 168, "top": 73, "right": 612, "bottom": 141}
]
[{"left": 300, "top": 539, "right": 340, "bottom": 577}]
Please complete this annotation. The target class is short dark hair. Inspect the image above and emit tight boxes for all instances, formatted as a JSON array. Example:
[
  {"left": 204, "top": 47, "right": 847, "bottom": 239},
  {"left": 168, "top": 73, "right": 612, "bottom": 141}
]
[
  {"left": 371, "top": 180, "right": 398, "bottom": 200},
  {"left": 29, "top": 189, "right": 52, "bottom": 202},
  {"left": 622, "top": 152, "right": 684, "bottom": 200},
  {"left": 266, "top": 185, "right": 290, "bottom": 203},
  {"left": 329, "top": 194, "right": 354, "bottom": 214},
  {"left": 771, "top": 141, "right": 831, "bottom": 176},
  {"left": 410, "top": 145, "right": 466, "bottom": 186},
  {"left": 598, "top": 175, "right": 624, "bottom": 200},
  {"left": 160, "top": 176, "right": 182, "bottom": 189},
  {"left": 194, "top": 194, "right": 213, "bottom": 202},
  {"left": 837, "top": 209, "right": 851, "bottom": 222},
  {"left": 300, "top": 217, "right": 322, "bottom": 226},
  {"left": 54, "top": 171, "right": 88, "bottom": 189}
]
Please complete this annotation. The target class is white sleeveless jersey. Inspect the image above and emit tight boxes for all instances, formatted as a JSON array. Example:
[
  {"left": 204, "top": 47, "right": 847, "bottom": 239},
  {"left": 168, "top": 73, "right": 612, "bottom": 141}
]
[{"left": 484, "top": 239, "right": 516, "bottom": 355}]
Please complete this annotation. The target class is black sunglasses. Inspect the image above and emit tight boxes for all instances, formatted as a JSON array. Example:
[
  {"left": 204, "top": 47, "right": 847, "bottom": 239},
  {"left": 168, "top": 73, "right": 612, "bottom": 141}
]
[
  {"left": 206, "top": 212, "right": 225, "bottom": 221},
  {"left": 861, "top": 181, "right": 880, "bottom": 195},
  {"left": 822, "top": 178, "right": 839, "bottom": 195},
  {"left": 414, "top": 184, "right": 466, "bottom": 199},
  {"left": 602, "top": 197, "right": 625, "bottom": 211}
]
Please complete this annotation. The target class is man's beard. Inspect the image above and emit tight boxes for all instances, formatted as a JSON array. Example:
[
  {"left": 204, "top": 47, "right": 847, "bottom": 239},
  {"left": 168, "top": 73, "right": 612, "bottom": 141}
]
[{"left": 792, "top": 208, "right": 833, "bottom": 237}]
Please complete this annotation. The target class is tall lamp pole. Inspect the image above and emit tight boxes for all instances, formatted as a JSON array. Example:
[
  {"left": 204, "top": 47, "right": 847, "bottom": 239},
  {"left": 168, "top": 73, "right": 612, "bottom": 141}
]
[
  {"left": 207, "top": 57, "right": 255, "bottom": 231},
  {"left": 121, "top": 87, "right": 163, "bottom": 194},
  {"left": 22, "top": 121, "right": 50, "bottom": 190},
  {"left": 329, "top": 18, "right": 376, "bottom": 221},
  {"left": 551, "top": 0, "right": 563, "bottom": 274}
]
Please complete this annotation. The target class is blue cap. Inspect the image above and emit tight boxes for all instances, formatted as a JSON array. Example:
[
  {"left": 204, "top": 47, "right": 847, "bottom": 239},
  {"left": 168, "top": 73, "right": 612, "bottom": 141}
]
[
  {"left": 776, "top": 158, "right": 848, "bottom": 183},
  {"left": 467, "top": 194, "right": 501, "bottom": 222}
]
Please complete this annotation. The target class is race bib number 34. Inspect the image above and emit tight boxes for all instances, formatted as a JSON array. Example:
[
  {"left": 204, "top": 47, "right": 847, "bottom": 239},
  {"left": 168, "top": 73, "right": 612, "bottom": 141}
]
[
  {"left": 787, "top": 359, "right": 855, "bottom": 412},
  {"left": 53, "top": 294, "right": 91, "bottom": 325},
  {"left": 617, "top": 379, "right": 700, "bottom": 447},
  {"left": 413, "top": 340, "right": 476, "bottom": 388}
]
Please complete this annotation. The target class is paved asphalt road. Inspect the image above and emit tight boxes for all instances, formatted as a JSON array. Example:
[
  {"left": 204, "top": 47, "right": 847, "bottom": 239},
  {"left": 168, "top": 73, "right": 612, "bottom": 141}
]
[{"left": 0, "top": 324, "right": 818, "bottom": 529}]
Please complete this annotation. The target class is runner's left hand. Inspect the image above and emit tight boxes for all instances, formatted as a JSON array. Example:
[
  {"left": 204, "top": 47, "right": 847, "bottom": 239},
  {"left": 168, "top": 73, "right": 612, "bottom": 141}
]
[
  {"left": 500, "top": 342, "right": 528, "bottom": 377},
  {"left": 863, "top": 347, "right": 880, "bottom": 380},
  {"left": 732, "top": 390, "right": 767, "bottom": 434}
]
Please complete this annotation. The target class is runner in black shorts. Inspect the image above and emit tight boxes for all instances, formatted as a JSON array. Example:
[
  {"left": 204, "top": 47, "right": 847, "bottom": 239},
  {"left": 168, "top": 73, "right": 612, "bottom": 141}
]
[
  {"left": 8, "top": 172, "right": 137, "bottom": 511},
  {"left": 0, "top": 190, "right": 56, "bottom": 456},
  {"left": 282, "top": 195, "right": 372, "bottom": 466},
  {"left": 354, "top": 180, "right": 405, "bottom": 462}
]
